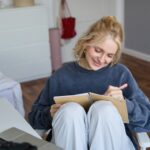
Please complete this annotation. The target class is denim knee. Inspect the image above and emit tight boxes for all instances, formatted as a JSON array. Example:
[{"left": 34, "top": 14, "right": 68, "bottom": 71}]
[
  {"left": 88, "top": 101, "right": 119, "bottom": 123},
  {"left": 55, "top": 102, "right": 86, "bottom": 124}
]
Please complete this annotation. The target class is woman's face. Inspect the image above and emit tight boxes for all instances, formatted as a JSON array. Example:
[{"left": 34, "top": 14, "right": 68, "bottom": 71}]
[{"left": 85, "top": 37, "right": 118, "bottom": 70}]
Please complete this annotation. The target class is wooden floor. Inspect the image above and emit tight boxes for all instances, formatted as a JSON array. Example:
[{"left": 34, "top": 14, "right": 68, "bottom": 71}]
[
  {"left": 21, "top": 53, "right": 150, "bottom": 120},
  {"left": 21, "top": 78, "right": 47, "bottom": 121}
]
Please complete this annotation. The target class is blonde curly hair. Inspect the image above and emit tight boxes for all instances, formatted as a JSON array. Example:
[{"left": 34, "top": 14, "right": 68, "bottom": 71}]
[{"left": 74, "top": 16, "right": 123, "bottom": 65}]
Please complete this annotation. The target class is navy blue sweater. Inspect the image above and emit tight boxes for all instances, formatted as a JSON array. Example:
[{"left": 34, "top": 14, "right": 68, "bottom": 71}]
[{"left": 28, "top": 62, "right": 150, "bottom": 133}]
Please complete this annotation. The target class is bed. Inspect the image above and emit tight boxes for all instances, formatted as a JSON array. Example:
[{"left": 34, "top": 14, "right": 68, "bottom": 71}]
[{"left": 0, "top": 72, "right": 24, "bottom": 117}]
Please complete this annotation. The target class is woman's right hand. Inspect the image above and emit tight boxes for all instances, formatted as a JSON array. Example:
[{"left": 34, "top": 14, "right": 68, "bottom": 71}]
[{"left": 50, "top": 104, "right": 62, "bottom": 118}]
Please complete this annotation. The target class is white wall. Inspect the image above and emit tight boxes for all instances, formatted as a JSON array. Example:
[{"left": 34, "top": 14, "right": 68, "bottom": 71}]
[
  {"left": 53, "top": 0, "right": 119, "bottom": 63},
  {"left": 35, "top": 0, "right": 55, "bottom": 28}
]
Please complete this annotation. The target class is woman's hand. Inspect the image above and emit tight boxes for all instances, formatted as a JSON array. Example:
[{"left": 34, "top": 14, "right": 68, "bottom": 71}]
[
  {"left": 50, "top": 104, "right": 61, "bottom": 118},
  {"left": 104, "top": 83, "right": 128, "bottom": 101}
]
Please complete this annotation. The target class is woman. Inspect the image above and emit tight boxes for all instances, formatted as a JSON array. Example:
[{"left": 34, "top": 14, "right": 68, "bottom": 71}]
[{"left": 28, "top": 16, "right": 150, "bottom": 150}]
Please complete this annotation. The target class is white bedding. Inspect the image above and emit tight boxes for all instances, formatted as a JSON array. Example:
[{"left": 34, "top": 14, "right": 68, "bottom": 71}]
[{"left": 0, "top": 72, "right": 25, "bottom": 117}]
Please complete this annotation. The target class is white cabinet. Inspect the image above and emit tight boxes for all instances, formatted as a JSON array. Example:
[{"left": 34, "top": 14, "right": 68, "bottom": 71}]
[{"left": 0, "top": 6, "right": 51, "bottom": 82}]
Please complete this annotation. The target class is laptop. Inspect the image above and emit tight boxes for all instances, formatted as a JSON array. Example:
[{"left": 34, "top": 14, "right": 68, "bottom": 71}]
[{"left": 0, "top": 127, "right": 62, "bottom": 150}]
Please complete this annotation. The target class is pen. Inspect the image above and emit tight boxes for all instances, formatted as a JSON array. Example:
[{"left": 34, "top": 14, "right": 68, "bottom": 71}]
[{"left": 119, "top": 83, "right": 128, "bottom": 90}]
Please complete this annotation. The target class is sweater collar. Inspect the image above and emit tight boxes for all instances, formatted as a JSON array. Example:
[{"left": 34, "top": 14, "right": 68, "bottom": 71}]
[{"left": 75, "top": 60, "right": 111, "bottom": 73}]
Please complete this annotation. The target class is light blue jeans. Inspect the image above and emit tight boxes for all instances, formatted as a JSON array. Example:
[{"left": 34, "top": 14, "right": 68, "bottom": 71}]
[{"left": 52, "top": 101, "right": 135, "bottom": 150}]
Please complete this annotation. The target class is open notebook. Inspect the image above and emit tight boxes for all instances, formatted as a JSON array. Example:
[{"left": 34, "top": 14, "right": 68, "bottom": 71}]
[{"left": 54, "top": 92, "right": 129, "bottom": 123}]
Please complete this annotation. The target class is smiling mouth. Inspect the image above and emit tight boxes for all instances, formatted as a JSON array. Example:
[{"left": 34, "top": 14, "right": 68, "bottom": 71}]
[{"left": 93, "top": 59, "right": 102, "bottom": 67}]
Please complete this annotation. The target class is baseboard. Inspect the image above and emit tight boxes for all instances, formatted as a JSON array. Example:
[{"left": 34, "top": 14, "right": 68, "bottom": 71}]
[
  {"left": 18, "top": 73, "right": 50, "bottom": 83},
  {"left": 123, "top": 48, "right": 150, "bottom": 62}
]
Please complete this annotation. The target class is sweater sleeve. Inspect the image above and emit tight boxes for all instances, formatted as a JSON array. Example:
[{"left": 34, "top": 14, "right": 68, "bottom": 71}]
[
  {"left": 122, "top": 69, "right": 150, "bottom": 132},
  {"left": 28, "top": 78, "right": 54, "bottom": 129}
]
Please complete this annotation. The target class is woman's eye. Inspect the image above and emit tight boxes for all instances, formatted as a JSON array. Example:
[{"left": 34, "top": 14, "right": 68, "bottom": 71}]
[
  {"left": 108, "top": 54, "right": 114, "bottom": 58},
  {"left": 94, "top": 47, "right": 102, "bottom": 53}
]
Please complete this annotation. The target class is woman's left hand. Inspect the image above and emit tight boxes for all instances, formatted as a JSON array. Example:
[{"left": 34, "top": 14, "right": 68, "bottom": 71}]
[{"left": 104, "top": 83, "right": 128, "bottom": 101}]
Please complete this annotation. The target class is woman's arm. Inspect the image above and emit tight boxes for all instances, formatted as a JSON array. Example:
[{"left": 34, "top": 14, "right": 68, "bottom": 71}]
[
  {"left": 123, "top": 69, "right": 150, "bottom": 132},
  {"left": 28, "top": 78, "right": 55, "bottom": 129}
]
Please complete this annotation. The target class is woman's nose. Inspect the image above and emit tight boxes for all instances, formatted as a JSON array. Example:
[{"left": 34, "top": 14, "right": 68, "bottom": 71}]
[{"left": 99, "top": 54, "right": 106, "bottom": 63}]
